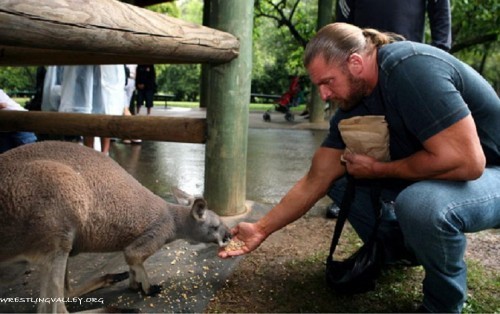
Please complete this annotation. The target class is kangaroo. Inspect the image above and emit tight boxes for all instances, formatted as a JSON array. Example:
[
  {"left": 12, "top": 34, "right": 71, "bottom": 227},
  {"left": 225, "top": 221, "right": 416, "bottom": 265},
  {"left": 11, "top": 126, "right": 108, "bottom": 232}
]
[{"left": 0, "top": 141, "right": 232, "bottom": 313}]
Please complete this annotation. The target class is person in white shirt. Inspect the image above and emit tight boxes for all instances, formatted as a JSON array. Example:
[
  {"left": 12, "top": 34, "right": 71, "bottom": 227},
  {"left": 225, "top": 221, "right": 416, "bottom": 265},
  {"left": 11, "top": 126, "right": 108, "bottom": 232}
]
[{"left": 0, "top": 89, "right": 37, "bottom": 153}]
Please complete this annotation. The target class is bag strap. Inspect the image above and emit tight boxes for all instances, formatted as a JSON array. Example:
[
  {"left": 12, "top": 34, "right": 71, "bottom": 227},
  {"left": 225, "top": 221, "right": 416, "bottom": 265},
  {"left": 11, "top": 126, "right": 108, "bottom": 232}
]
[
  {"left": 327, "top": 176, "right": 382, "bottom": 259},
  {"left": 327, "top": 175, "right": 356, "bottom": 258}
]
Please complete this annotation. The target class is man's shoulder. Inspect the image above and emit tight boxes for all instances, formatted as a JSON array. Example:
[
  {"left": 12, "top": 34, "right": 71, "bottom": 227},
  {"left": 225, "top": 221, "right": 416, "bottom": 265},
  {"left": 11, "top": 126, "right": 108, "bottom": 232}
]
[{"left": 378, "top": 41, "right": 450, "bottom": 74}]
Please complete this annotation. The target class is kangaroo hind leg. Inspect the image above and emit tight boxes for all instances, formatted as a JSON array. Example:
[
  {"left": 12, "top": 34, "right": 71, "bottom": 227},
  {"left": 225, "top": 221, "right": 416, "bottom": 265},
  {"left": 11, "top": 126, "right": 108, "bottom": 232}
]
[{"left": 37, "top": 250, "right": 70, "bottom": 313}]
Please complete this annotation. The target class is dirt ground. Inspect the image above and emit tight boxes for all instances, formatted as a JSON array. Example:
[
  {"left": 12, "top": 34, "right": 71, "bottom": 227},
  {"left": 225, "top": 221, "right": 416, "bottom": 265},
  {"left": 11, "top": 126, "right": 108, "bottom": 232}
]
[{"left": 205, "top": 212, "right": 499, "bottom": 313}]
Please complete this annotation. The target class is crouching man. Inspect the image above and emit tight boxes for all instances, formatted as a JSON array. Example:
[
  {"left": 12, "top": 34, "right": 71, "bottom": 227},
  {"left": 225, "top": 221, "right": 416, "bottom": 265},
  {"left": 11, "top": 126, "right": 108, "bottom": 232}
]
[{"left": 219, "top": 23, "right": 500, "bottom": 313}]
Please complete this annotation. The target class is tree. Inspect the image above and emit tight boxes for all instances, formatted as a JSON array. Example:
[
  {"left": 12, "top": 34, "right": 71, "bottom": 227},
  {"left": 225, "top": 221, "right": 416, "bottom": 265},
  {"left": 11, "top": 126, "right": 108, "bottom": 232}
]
[
  {"left": 254, "top": 0, "right": 499, "bottom": 95},
  {"left": 449, "top": 0, "right": 499, "bottom": 91},
  {"left": 252, "top": 0, "right": 316, "bottom": 97},
  {"left": 0, "top": 67, "right": 38, "bottom": 94}
]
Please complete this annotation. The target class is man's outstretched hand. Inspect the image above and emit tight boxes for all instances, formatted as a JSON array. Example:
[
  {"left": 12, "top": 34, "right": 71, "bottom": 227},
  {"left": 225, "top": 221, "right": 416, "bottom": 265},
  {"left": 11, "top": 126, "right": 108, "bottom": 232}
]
[{"left": 218, "top": 222, "right": 267, "bottom": 258}]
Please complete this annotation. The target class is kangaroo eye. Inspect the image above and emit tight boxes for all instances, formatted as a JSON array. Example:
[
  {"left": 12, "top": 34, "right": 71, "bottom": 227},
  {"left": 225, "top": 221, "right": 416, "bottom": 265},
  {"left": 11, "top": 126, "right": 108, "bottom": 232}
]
[{"left": 210, "top": 225, "right": 219, "bottom": 231}]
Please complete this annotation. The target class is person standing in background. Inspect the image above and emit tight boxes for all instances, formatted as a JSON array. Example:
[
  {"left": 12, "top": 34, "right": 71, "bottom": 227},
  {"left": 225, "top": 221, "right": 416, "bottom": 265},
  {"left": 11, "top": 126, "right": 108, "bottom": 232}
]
[
  {"left": 0, "top": 89, "right": 37, "bottom": 153},
  {"left": 125, "top": 64, "right": 137, "bottom": 114},
  {"left": 336, "top": 0, "right": 452, "bottom": 51},
  {"left": 25, "top": 66, "right": 46, "bottom": 111},
  {"left": 38, "top": 66, "right": 68, "bottom": 142},
  {"left": 135, "top": 64, "right": 156, "bottom": 115},
  {"left": 122, "top": 64, "right": 141, "bottom": 144},
  {"left": 41, "top": 66, "right": 64, "bottom": 113},
  {"left": 59, "top": 65, "right": 125, "bottom": 155}
]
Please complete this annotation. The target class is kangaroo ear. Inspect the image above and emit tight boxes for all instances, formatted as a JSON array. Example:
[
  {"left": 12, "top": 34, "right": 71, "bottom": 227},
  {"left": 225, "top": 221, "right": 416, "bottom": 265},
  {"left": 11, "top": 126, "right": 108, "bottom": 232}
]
[
  {"left": 172, "top": 187, "right": 194, "bottom": 206},
  {"left": 191, "top": 198, "right": 207, "bottom": 221}
]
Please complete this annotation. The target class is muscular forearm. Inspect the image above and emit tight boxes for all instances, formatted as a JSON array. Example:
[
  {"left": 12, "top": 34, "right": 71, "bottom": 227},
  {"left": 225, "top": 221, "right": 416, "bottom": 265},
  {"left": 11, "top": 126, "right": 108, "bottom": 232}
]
[
  {"left": 345, "top": 116, "right": 486, "bottom": 181},
  {"left": 257, "top": 147, "right": 345, "bottom": 238},
  {"left": 372, "top": 149, "right": 484, "bottom": 181}
]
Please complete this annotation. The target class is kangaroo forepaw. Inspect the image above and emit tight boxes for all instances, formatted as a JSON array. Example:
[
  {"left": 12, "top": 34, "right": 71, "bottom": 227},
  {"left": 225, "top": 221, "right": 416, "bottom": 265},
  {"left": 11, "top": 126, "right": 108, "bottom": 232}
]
[{"left": 146, "top": 284, "right": 162, "bottom": 297}]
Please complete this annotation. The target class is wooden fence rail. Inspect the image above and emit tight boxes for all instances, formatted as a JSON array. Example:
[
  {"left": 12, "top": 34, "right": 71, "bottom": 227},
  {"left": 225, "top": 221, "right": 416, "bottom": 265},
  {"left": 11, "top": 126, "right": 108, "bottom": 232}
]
[
  {"left": 0, "top": 0, "right": 239, "bottom": 65},
  {"left": 0, "top": 111, "right": 207, "bottom": 143}
]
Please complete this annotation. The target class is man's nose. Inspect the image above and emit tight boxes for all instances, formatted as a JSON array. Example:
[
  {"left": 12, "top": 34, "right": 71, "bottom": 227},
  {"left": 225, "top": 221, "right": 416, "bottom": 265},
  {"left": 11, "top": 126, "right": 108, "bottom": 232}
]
[{"left": 318, "top": 85, "right": 332, "bottom": 101}]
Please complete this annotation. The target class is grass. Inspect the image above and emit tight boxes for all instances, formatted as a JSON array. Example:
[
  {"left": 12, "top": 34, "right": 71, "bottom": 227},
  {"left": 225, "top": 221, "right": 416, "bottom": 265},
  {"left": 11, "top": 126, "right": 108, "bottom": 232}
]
[
  {"left": 276, "top": 245, "right": 498, "bottom": 313},
  {"left": 162, "top": 100, "right": 306, "bottom": 113},
  {"left": 209, "top": 222, "right": 499, "bottom": 314}
]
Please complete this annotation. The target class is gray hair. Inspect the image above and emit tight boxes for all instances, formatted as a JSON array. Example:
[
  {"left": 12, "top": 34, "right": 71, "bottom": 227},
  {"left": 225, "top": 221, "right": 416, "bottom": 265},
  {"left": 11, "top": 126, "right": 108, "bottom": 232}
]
[{"left": 303, "top": 22, "right": 404, "bottom": 67}]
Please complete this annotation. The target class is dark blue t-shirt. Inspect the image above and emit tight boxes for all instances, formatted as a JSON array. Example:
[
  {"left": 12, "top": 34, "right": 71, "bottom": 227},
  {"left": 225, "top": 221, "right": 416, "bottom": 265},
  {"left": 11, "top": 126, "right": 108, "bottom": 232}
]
[{"left": 322, "top": 41, "right": 500, "bottom": 166}]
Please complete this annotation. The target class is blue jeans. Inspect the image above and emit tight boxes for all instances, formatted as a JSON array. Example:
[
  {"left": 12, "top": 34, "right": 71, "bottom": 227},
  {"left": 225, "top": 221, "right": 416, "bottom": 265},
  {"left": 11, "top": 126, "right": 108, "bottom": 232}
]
[
  {"left": 328, "top": 167, "right": 500, "bottom": 313},
  {"left": 0, "top": 131, "right": 37, "bottom": 153}
]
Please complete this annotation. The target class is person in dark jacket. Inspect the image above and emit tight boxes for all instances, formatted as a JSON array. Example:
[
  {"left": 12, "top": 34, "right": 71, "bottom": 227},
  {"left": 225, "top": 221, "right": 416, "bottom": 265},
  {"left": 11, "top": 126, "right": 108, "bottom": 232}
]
[
  {"left": 336, "top": 0, "right": 451, "bottom": 51},
  {"left": 135, "top": 64, "right": 156, "bottom": 115}
]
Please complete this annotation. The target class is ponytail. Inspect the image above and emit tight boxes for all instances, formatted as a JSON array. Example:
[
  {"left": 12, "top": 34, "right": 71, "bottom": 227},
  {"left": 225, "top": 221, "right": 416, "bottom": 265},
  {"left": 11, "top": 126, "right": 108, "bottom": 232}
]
[{"left": 304, "top": 23, "right": 404, "bottom": 67}]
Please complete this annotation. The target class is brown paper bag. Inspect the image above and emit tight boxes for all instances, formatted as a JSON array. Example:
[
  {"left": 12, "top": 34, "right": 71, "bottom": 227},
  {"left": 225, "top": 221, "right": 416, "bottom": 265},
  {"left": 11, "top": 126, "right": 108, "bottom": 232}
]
[{"left": 338, "top": 115, "right": 390, "bottom": 162}]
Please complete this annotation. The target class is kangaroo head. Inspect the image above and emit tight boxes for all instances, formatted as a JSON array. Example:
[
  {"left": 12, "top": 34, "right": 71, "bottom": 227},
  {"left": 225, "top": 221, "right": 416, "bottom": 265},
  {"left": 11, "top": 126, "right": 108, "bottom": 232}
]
[{"left": 187, "top": 198, "right": 232, "bottom": 247}]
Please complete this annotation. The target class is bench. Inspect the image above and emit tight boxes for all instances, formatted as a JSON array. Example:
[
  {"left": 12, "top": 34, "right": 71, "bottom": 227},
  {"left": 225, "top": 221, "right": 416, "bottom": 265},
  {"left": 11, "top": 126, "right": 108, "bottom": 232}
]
[
  {"left": 10, "top": 90, "right": 36, "bottom": 98},
  {"left": 250, "top": 93, "right": 281, "bottom": 104},
  {"left": 153, "top": 94, "right": 175, "bottom": 109}
]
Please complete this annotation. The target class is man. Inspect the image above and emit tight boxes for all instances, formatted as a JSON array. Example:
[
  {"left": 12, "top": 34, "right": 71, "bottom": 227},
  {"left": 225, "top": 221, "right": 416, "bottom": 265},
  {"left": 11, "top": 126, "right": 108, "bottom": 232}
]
[
  {"left": 327, "top": 0, "right": 452, "bottom": 219},
  {"left": 219, "top": 23, "right": 500, "bottom": 313},
  {"left": 135, "top": 64, "right": 156, "bottom": 115}
]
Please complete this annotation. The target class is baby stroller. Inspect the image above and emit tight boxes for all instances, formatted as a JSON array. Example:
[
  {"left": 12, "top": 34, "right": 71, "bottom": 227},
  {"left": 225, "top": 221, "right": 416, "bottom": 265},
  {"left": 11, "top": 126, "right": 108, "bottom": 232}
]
[{"left": 263, "top": 76, "right": 304, "bottom": 122}]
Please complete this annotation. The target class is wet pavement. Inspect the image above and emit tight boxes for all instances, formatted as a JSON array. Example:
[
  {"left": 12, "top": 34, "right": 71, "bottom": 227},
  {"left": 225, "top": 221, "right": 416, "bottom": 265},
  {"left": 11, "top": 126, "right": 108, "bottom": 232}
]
[{"left": 0, "top": 107, "right": 331, "bottom": 313}]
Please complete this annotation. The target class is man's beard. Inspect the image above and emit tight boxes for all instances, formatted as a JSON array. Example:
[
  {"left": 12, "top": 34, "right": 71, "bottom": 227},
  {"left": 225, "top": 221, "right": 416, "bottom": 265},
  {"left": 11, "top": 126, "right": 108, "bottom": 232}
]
[{"left": 336, "top": 73, "right": 370, "bottom": 111}]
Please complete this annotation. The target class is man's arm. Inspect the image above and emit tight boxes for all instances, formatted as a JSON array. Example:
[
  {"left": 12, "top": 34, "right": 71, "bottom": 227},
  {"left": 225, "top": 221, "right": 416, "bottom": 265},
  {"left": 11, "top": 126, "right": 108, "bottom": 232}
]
[
  {"left": 344, "top": 115, "right": 486, "bottom": 181},
  {"left": 219, "top": 147, "right": 345, "bottom": 258},
  {"left": 427, "top": 0, "right": 452, "bottom": 51},
  {"left": 257, "top": 147, "right": 346, "bottom": 235}
]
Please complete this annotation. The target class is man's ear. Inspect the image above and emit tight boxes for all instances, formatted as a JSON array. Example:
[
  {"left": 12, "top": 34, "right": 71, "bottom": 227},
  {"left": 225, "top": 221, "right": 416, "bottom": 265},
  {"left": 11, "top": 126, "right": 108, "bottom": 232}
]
[{"left": 347, "top": 53, "right": 364, "bottom": 76}]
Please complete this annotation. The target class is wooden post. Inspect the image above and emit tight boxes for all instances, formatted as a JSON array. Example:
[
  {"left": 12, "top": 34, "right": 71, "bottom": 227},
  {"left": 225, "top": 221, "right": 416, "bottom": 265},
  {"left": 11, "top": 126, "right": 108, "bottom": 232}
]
[
  {"left": 0, "top": 0, "right": 239, "bottom": 65},
  {"left": 204, "top": 0, "right": 254, "bottom": 216},
  {"left": 0, "top": 111, "right": 207, "bottom": 143},
  {"left": 309, "top": 0, "right": 334, "bottom": 123}
]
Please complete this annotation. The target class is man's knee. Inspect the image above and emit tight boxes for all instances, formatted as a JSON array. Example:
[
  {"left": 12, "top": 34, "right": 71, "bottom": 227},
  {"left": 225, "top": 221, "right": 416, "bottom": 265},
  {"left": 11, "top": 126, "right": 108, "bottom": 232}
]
[{"left": 395, "top": 182, "right": 451, "bottom": 236}]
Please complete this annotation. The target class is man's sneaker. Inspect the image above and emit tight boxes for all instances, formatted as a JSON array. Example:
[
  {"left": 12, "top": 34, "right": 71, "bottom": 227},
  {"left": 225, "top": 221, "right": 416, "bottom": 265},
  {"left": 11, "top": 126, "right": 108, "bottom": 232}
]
[
  {"left": 122, "top": 139, "right": 132, "bottom": 144},
  {"left": 131, "top": 139, "right": 142, "bottom": 144}
]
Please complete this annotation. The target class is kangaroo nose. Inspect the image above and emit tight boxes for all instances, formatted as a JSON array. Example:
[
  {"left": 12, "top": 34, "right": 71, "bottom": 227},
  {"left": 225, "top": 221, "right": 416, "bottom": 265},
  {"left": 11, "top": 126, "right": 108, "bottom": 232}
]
[{"left": 223, "top": 232, "right": 232, "bottom": 243}]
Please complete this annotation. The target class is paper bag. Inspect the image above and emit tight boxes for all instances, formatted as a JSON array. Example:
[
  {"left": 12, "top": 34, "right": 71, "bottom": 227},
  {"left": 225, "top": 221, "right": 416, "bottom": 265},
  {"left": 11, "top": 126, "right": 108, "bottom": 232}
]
[{"left": 338, "top": 115, "right": 390, "bottom": 162}]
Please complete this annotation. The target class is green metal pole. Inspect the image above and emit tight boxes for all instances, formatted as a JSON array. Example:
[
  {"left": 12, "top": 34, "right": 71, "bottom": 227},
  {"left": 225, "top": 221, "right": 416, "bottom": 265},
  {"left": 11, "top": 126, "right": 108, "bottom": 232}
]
[{"left": 205, "top": 0, "right": 254, "bottom": 216}]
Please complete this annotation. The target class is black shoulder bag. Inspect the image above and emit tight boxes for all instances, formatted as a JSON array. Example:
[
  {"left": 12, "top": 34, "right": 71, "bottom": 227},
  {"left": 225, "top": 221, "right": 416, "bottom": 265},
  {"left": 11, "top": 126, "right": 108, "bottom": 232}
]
[{"left": 325, "top": 176, "right": 384, "bottom": 294}]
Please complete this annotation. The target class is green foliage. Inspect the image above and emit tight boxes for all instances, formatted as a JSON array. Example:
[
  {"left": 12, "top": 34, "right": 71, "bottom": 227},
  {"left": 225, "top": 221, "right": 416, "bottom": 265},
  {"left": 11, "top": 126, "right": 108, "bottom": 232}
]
[
  {"left": 0, "top": 67, "right": 38, "bottom": 93},
  {"left": 450, "top": 0, "right": 499, "bottom": 91},
  {"left": 157, "top": 64, "right": 201, "bottom": 101},
  {"left": 145, "top": 2, "right": 179, "bottom": 16},
  {"left": 149, "top": 0, "right": 202, "bottom": 99}
]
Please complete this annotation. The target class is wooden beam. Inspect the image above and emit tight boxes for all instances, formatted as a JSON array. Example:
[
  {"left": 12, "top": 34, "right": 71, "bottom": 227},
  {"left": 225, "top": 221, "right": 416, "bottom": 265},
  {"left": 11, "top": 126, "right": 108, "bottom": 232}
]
[
  {"left": 0, "top": 111, "right": 207, "bottom": 144},
  {"left": 0, "top": 0, "right": 239, "bottom": 65}
]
